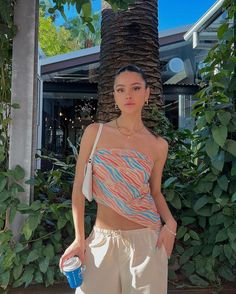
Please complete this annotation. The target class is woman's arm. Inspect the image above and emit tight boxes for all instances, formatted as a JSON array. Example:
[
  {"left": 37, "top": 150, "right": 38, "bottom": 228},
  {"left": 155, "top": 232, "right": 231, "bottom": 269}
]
[
  {"left": 149, "top": 137, "right": 177, "bottom": 255},
  {"left": 60, "top": 123, "right": 100, "bottom": 267}
]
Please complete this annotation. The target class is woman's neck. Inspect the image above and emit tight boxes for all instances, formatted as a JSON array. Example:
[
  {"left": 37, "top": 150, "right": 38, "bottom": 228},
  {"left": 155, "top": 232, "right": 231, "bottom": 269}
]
[{"left": 117, "top": 113, "right": 144, "bottom": 131}]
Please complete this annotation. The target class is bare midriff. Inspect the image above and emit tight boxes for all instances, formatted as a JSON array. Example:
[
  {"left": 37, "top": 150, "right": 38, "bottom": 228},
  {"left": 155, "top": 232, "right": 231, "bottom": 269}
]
[{"left": 95, "top": 202, "right": 146, "bottom": 230}]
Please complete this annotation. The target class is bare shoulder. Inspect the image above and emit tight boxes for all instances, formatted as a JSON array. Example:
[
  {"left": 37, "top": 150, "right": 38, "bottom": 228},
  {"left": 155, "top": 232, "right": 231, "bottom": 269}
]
[
  {"left": 154, "top": 135, "right": 169, "bottom": 163},
  {"left": 83, "top": 122, "right": 101, "bottom": 141},
  {"left": 155, "top": 135, "right": 169, "bottom": 151},
  {"left": 145, "top": 128, "right": 168, "bottom": 150},
  {"left": 78, "top": 122, "right": 102, "bottom": 161},
  {"left": 144, "top": 128, "right": 168, "bottom": 161}
]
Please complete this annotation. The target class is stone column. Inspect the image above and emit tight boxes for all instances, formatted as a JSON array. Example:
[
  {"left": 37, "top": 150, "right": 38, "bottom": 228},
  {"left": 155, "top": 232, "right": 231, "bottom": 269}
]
[{"left": 9, "top": 0, "right": 39, "bottom": 239}]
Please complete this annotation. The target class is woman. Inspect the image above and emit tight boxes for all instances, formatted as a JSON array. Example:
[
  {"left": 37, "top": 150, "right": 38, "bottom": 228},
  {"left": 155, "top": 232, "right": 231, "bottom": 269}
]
[{"left": 60, "top": 65, "right": 177, "bottom": 294}]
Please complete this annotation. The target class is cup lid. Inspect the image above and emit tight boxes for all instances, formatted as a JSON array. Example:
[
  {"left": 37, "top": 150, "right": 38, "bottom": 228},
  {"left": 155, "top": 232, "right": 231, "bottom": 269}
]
[{"left": 63, "top": 256, "right": 81, "bottom": 272}]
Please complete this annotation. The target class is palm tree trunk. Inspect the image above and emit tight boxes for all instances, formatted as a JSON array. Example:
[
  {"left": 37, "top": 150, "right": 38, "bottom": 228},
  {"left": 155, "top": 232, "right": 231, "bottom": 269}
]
[{"left": 96, "top": 0, "right": 163, "bottom": 129}]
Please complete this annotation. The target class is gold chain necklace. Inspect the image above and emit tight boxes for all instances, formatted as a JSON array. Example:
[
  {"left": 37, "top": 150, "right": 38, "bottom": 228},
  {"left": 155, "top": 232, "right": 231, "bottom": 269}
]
[{"left": 115, "top": 118, "right": 145, "bottom": 139}]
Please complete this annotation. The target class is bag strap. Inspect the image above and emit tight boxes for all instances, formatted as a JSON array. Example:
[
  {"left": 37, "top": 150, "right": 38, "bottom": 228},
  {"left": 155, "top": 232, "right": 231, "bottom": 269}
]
[{"left": 89, "top": 123, "right": 103, "bottom": 159}]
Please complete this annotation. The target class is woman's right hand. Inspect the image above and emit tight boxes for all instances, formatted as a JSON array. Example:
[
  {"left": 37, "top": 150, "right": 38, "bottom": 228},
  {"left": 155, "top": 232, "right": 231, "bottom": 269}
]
[{"left": 59, "top": 239, "right": 85, "bottom": 270}]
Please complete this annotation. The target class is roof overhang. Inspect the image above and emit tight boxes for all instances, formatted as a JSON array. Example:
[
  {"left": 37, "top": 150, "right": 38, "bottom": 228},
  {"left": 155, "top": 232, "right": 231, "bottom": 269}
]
[
  {"left": 184, "top": 0, "right": 225, "bottom": 48},
  {"left": 40, "top": 46, "right": 100, "bottom": 75}
]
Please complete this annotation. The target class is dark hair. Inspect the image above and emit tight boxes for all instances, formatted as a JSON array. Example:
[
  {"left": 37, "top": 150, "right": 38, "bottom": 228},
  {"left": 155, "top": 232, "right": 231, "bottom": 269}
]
[{"left": 114, "top": 64, "right": 148, "bottom": 88}]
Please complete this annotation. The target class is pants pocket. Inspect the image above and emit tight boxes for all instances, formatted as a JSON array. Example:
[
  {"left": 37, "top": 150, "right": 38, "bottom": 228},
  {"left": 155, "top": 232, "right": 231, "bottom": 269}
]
[{"left": 88, "top": 232, "right": 107, "bottom": 248}]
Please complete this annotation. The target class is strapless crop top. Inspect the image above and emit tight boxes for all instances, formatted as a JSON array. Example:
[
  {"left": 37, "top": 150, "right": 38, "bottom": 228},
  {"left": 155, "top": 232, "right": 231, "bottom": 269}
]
[{"left": 92, "top": 148, "right": 162, "bottom": 230}]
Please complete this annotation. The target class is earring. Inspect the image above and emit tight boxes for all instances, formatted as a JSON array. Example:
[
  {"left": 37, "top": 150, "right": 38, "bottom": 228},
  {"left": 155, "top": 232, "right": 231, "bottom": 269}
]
[
  {"left": 115, "top": 103, "right": 119, "bottom": 110},
  {"left": 145, "top": 100, "right": 149, "bottom": 105}
]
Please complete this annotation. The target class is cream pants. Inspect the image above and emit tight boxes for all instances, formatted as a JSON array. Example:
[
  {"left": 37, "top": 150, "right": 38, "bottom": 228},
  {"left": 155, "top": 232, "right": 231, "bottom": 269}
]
[{"left": 76, "top": 226, "right": 168, "bottom": 294}]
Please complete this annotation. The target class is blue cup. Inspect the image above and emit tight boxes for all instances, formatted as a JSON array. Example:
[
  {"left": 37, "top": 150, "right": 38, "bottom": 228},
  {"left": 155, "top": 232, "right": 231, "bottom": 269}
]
[{"left": 62, "top": 256, "right": 85, "bottom": 289}]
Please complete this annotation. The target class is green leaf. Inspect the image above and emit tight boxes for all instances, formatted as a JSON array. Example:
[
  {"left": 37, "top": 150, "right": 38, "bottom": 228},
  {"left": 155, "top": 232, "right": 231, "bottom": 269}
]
[
  {"left": 223, "top": 215, "right": 233, "bottom": 228},
  {"left": 0, "top": 190, "right": 10, "bottom": 202},
  {"left": 212, "top": 125, "right": 227, "bottom": 147},
  {"left": 163, "top": 177, "right": 177, "bottom": 188},
  {"left": 0, "top": 146, "right": 5, "bottom": 162},
  {"left": 46, "top": 267, "right": 54, "bottom": 286},
  {"left": 179, "top": 248, "right": 194, "bottom": 265},
  {"left": 11, "top": 102, "right": 21, "bottom": 109},
  {"left": 205, "top": 111, "right": 215, "bottom": 123},
  {"left": 182, "top": 262, "right": 195, "bottom": 277},
  {"left": 181, "top": 217, "right": 195, "bottom": 226},
  {"left": 9, "top": 182, "right": 24, "bottom": 193},
  {"left": 32, "top": 239, "right": 43, "bottom": 250},
  {"left": 218, "top": 265, "right": 235, "bottom": 281},
  {"left": 231, "top": 163, "right": 236, "bottom": 176},
  {"left": 23, "top": 214, "right": 42, "bottom": 240},
  {"left": 21, "top": 266, "right": 34, "bottom": 287},
  {"left": 0, "top": 230, "right": 12, "bottom": 243},
  {"left": 48, "top": 7, "right": 56, "bottom": 14},
  {"left": 230, "top": 240, "right": 236, "bottom": 252},
  {"left": 0, "top": 177, "right": 7, "bottom": 192},
  {"left": 205, "top": 138, "right": 219, "bottom": 158},
  {"left": 218, "top": 111, "right": 231, "bottom": 126},
  {"left": 76, "top": 1, "right": 82, "bottom": 14},
  {"left": 13, "top": 165, "right": 25, "bottom": 180},
  {"left": 193, "top": 195, "right": 209, "bottom": 211},
  {"left": 82, "top": 0, "right": 92, "bottom": 17},
  {"left": 171, "top": 194, "right": 181, "bottom": 209},
  {"left": 211, "top": 150, "right": 225, "bottom": 171},
  {"left": 39, "top": 258, "right": 49, "bottom": 273},
  {"left": 231, "top": 192, "right": 236, "bottom": 202},
  {"left": 175, "top": 244, "right": 185, "bottom": 254},
  {"left": 12, "top": 277, "right": 24, "bottom": 288},
  {"left": 44, "top": 244, "right": 54, "bottom": 260},
  {"left": 86, "top": 22, "right": 95, "bottom": 33},
  {"left": 217, "top": 175, "right": 228, "bottom": 191},
  {"left": 57, "top": 217, "right": 67, "bottom": 230},
  {"left": 196, "top": 116, "right": 206, "bottom": 129},
  {"left": 189, "top": 274, "right": 209, "bottom": 287},
  {"left": 34, "top": 270, "right": 43, "bottom": 283},
  {"left": 9, "top": 206, "right": 17, "bottom": 224},
  {"left": 213, "top": 184, "right": 222, "bottom": 198},
  {"left": 189, "top": 230, "right": 200, "bottom": 240},
  {"left": 0, "top": 271, "right": 10, "bottom": 289},
  {"left": 13, "top": 263, "right": 23, "bottom": 280},
  {"left": 17, "top": 203, "right": 30, "bottom": 211},
  {"left": 223, "top": 207, "right": 232, "bottom": 216},
  {"left": 165, "top": 189, "right": 175, "bottom": 202},
  {"left": 1, "top": 249, "right": 15, "bottom": 269},
  {"left": 217, "top": 22, "right": 228, "bottom": 39},
  {"left": 184, "top": 233, "right": 190, "bottom": 241},
  {"left": 177, "top": 226, "right": 187, "bottom": 239},
  {"left": 224, "top": 139, "right": 236, "bottom": 156},
  {"left": 215, "top": 229, "right": 228, "bottom": 243},
  {"left": 194, "top": 180, "right": 213, "bottom": 193},
  {"left": 223, "top": 244, "right": 232, "bottom": 260},
  {"left": 26, "top": 249, "right": 39, "bottom": 264},
  {"left": 227, "top": 226, "right": 236, "bottom": 241},
  {"left": 198, "top": 216, "right": 206, "bottom": 229},
  {"left": 15, "top": 243, "right": 25, "bottom": 253},
  {"left": 197, "top": 206, "right": 212, "bottom": 217},
  {"left": 212, "top": 245, "right": 221, "bottom": 258},
  {"left": 22, "top": 221, "right": 33, "bottom": 240},
  {"left": 30, "top": 200, "right": 42, "bottom": 211}
]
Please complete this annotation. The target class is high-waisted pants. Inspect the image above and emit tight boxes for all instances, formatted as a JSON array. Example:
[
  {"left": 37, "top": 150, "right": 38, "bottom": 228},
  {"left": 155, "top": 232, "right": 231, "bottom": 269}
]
[{"left": 75, "top": 226, "right": 168, "bottom": 294}]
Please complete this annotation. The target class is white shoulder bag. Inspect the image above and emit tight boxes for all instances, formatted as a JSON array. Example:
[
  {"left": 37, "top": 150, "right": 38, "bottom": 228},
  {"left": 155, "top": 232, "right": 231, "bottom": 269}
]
[{"left": 82, "top": 123, "right": 103, "bottom": 201}]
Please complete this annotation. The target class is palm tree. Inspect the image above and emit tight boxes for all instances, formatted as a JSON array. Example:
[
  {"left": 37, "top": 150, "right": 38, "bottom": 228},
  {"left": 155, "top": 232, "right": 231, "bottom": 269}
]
[{"left": 96, "top": 0, "right": 163, "bottom": 128}]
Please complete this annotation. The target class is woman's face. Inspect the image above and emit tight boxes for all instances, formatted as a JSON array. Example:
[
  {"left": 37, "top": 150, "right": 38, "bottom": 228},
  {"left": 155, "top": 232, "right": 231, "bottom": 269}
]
[{"left": 113, "top": 71, "right": 150, "bottom": 113}]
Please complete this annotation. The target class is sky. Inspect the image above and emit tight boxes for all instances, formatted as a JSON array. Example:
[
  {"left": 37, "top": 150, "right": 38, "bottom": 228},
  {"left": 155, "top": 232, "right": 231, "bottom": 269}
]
[
  {"left": 55, "top": 0, "right": 218, "bottom": 32},
  {"left": 158, "top": 0, "right": 217, "bottom": 31}
]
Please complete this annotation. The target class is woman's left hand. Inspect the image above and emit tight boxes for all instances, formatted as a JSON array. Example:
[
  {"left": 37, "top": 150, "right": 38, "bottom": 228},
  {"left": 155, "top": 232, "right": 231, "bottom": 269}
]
[{"left": 156, "top": 223, "right": 177, "bottom": 258}]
